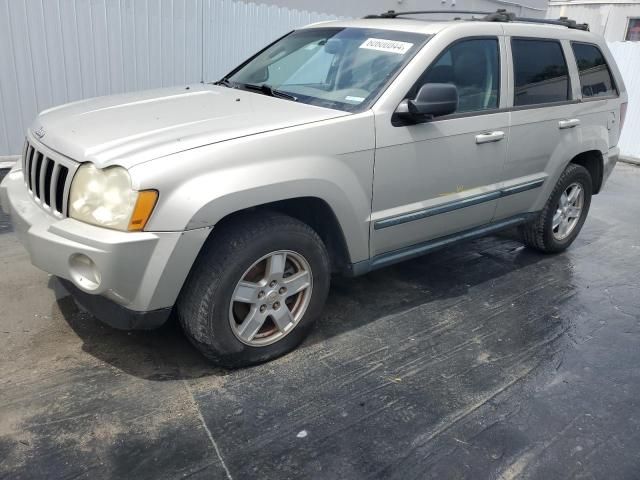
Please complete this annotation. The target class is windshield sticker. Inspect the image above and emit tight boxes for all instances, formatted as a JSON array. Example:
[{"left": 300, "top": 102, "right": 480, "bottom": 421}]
[
  {"left": 345, "top": 96, "right": 365, "bottom": 103},
  {"left": 359, "top": 38, "right": 413, "bottom": 55}
]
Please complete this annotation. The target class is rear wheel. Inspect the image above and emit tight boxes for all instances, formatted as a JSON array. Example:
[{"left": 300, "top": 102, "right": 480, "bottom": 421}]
[
  {"left": 177, "top": 211, "right": 330, "bottom": 367},
  {"left": 520, "top": 163, "right": 592, "bottom": 253}
]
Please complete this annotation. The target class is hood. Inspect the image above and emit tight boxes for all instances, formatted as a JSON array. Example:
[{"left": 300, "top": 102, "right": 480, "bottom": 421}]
[{"left": 32, "top": 84, "right": 350, "bottom": 169}]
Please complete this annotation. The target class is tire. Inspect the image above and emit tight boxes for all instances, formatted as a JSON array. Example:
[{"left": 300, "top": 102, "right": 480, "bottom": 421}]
[
  {"left": 520, "top": 163, "right": 592, "bottom": 253},
  {"left": 177, "top": 211, "right": 330, "bottom": 368}
]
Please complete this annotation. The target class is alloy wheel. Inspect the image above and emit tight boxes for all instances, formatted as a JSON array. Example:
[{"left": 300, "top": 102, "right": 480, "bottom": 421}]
[
  {"left": 552, "top": 182, "right": 584, "bottom": 241},
  {"left": 229, "top": 250, "right": 313, "bottom": 346}
]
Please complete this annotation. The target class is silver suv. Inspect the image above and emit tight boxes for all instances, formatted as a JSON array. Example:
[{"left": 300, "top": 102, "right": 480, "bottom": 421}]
[{"left": 0, "top": 11, "right": 627, "bottom": 366}]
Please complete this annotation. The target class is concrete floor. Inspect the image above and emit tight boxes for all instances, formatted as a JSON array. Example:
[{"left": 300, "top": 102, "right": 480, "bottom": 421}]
[{"left": 1, "top": 164, "right": 639, "bottom": 480}]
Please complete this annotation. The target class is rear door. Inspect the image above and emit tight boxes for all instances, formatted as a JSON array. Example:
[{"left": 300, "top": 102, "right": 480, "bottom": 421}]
[
  {"left": 494, "top": 35, "right": 581, "bottom": 221},
  {"left": 568, "top": 41, "right": 621, "bottom": 183}
]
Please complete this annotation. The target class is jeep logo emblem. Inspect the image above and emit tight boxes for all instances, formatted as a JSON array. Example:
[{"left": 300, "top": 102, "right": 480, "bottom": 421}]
[{"left": 34, "top": 126, "right": 46, "bottom": 139}]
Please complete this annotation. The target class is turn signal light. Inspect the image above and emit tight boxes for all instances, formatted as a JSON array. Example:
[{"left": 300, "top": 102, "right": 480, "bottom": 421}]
[{"left": 128, "top": 190, "right": 158, "bottom": 231}]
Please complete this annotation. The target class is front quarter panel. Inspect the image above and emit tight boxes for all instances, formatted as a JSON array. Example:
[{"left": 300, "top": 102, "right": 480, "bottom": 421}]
[{"left": 130, "top": 113, "right": 375, "bottom": 263}]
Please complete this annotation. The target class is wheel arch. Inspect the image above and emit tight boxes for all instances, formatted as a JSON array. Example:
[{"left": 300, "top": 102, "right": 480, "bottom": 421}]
[
  {"left": 210, "top": 196, "right": 353, "bottom": 273},
  {"left": 180, "top": 174, "right": 370, "bottom": 263},
  {"left": 569, "top": 149, "right": 604, "bottom": 194}
]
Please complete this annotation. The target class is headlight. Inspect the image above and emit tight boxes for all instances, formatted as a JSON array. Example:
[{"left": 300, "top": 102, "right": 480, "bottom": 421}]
[{"left": 69, "top": 164, "right": 157, "bottom": 231}]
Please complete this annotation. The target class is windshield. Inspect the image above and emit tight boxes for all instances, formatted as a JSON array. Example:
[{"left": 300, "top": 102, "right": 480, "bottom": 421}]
[{"left": 224, "top": 27, "right": 429, "bottom": 112}]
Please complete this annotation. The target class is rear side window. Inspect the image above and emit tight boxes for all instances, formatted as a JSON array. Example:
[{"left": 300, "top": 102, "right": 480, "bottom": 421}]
[
  {"left": 572, "top": 43, "right": 617, "bottom": 98},
  {"left": 512, "top": 39, "right": 570, "bottom": 106}
]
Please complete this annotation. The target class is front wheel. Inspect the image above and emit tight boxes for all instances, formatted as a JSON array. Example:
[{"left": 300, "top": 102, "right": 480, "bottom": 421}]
[
  {"left": 177, "top": 212, "right": 330, "bottom": 368},
  {"left": 520, "top": 163, "right": 592, "bottom": 253}
]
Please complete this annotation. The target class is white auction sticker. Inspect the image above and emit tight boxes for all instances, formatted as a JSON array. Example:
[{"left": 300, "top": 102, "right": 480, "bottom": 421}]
[{"left": 359, "top": 38, "right": 413, "bottom": 55}]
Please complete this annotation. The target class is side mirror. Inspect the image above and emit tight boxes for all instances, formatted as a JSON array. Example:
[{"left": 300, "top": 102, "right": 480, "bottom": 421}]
[
  {"left": 395, "top": 83, "right": 458, "bottom": 123},
  {"left": 248, "top": 66, "right": 269, "bottom": 83},
  {"left": 324, "top": 39, "right": 342, "bottom": 54}
]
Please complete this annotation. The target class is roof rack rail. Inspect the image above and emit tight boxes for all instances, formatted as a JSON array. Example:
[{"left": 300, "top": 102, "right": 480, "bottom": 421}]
[
  {"left": 482, "top": 9, "right": 516, "bottom": 22},
  {"left": 363, "top": 9, "right": 590, "bottom": 31},
  {"left": 484, "top": 9, "right": 590, "bottom": 30},
  {"left": 363, "top": 10, "right": 491, "bottom": 19}
]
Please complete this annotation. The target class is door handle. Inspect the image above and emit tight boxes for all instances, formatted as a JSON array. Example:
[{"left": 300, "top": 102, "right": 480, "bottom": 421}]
[
  {"left": 475, "top": 131, "right": 505, "bottom": 144},
  {"left": 559, "top": 118, "right": 580, "bottom": 129}
]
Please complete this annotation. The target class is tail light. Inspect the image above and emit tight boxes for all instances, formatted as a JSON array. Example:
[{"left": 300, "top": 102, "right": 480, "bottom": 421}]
[{"left": 620, "top": 102, "right": 628, "bottom": 131}]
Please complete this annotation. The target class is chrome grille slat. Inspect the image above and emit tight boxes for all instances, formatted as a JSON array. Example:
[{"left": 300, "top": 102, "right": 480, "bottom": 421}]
[
  {"left": 60, "top": 167, "right": 72, "bottom": 216},
  {"left": 22, "top": 138, "right": 77, "bottom": 217},
  {"left": 38, "top": 156, "right": 48, "bottom": 203},
  {"left": 25, "top": 146, "right": 34, "bottom": 191},
  {"left": 22, "top": 141, "right": 29, "bottom": 172},
  {"left": 50, "top": 163, "right": 62, "bottom": 212},
  {"left": 30, "top": 151, "right": 41, "bottom": 194}
]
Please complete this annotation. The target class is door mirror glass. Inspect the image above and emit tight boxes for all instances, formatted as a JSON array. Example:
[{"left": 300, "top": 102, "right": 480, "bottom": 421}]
[
  {"left": 395, "top": 83, "right": 458, "bottom": 122},
  {"left": 248, "top": 65, "right": 269, "bottom": 83}
]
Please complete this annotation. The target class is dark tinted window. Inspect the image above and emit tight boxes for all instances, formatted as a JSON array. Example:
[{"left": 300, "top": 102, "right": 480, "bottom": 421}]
[
  {"left": 572, "top": 43, "right": 617, "bottom": 98},
  {"left": 409, "top": 38, "right": 500, "bottom": 113},
  {"left": 512, "top": 39, "right": 569, "bottom": 106},
  {"left": 626, "top": 18, "right": 640, "bottom": 41}
]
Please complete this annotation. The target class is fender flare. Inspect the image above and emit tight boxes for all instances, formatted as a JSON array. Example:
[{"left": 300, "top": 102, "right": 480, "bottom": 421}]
[{"left": 173, "top": 156, "right": 373, "bottom": 264}]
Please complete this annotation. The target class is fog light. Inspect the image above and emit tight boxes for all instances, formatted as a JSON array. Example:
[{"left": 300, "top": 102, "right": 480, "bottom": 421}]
[{"left": 69, "top": 254, "right": 101, "bottom": 291}]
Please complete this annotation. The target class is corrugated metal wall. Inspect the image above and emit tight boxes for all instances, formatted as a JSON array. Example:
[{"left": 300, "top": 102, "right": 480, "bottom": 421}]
[
  {"left": 609, "top": 42, "right": 640, "bottom": 160},
  {"left": 0, "top": 0, "right": 342, "bottom": 156},
  {"left": 241, "top": 0, "right": 549, "bottom": 19},
  {"left": 202, "top": 0, "right": 340, "bottom": 80}
]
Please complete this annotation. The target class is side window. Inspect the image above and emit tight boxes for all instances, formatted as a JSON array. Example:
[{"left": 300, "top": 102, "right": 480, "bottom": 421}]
[
  {"left": 626, "top": 18, "right": 640, "bottom": 41},
  {"left": 512, "top": 39, "right": 569, "bottom": 106},
  {"left": 571, "top": 43, "right": 617, "bottom": 98},
  {"left": 409, "top": 38, "right": 500, "bottom": 114}
]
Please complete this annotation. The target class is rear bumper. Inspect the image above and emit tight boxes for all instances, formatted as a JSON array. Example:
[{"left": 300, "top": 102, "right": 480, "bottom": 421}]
[
  {"left": 0, "top": 167, "right": 210, "bottom": 327},
  {"left": 603, "top": 146, "right": 619, "bottom": 186}
]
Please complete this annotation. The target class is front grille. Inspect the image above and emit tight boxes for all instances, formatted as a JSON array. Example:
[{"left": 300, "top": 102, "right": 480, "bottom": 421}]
[{"left": 22, "top": 140, "right": 74, "bottom": 216}]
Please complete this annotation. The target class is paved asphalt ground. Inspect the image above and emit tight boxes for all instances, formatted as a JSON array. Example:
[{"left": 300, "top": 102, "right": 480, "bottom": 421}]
[{"left": 1, "top": 164, "right": 639, "bottom": 480}]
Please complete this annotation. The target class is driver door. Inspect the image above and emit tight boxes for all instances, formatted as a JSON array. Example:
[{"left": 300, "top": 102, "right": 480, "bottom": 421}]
[{"left": 371, "top": 36, "right": 510, "bottom": 257}]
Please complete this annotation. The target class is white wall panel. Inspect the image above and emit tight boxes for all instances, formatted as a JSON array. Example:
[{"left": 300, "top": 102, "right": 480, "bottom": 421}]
[
  {"left": 0, "top": 0, "right": 342, "bottom": 155},
  {"left": 0, "top": 0, "right": 271, "bottom": 155},
  {"left": 242, "top": 0, "right": 547, "bottom": 18},
  {"left": 202, "top": 0, "right": 343, "bottom": 81},
  {"left": 547, "top": 3, "right": 640, "bottom": 42},
  {"left": 609, "top": 42, "right": 640, "bottom": 160}
]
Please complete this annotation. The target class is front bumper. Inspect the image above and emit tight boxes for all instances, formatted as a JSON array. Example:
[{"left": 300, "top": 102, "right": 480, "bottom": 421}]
[
  {"left": 0, "top": 167, "right": 210, "bottom": 329},
  {"left": 58, "top": 278, "right": 171, "bottom": 329}
]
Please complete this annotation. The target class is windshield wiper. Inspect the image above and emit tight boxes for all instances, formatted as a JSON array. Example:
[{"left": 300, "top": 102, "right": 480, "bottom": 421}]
[
  {"left": 240, "top": 83, "right": 298, "bottom": 101},
  {"left": 214, "top": 78, "right": 234, "bottom": 87}
]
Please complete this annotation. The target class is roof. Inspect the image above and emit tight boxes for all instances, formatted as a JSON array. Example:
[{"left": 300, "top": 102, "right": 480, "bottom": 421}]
[{"left": 304, "top": 18, "right": 451, "bottom": 35}]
